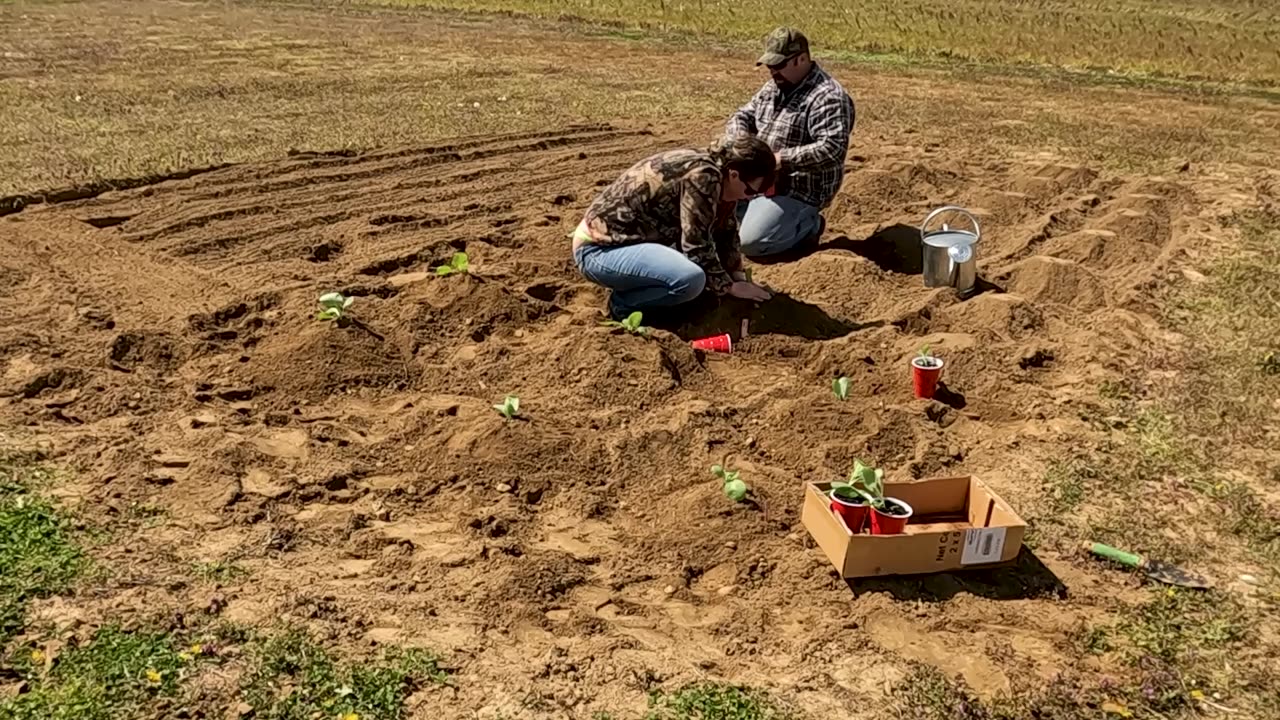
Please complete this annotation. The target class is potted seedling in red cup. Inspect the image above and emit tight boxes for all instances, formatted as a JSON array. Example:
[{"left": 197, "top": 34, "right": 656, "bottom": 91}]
[
  {"left": 911, "top": 345, "right": 944, "bottom": 399},
  {"left": 826, "top": 459, "right": 884, "bottom": 533},
  {"left": 827, "top": 480, "right": 869, "bottom": 533},
  {"left": 842, "top": 460, "right": 914, "bottom": 535}
]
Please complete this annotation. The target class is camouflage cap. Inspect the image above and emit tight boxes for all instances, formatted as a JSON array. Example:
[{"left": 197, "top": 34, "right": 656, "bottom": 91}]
[{"left": 756, "top": 26, "right": 810, "bottom": 67}]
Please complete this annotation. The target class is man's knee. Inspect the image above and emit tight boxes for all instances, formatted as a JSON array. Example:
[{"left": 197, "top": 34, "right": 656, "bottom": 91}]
[{"left": 739, "top": 215, "right": 795, "bottom": 258}]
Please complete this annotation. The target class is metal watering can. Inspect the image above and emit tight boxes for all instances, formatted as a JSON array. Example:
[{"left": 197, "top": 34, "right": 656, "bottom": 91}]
[{"left": 921, "top": 206, "right": 981, "bottom": 297}]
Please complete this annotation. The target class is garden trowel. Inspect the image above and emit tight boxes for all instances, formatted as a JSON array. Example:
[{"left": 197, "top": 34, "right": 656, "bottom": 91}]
[{"left": 1085, "top": 542, "right": 1212, "bottom": 589}]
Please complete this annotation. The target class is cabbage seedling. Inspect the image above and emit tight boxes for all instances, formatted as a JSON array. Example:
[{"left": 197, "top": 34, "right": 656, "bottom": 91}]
[
  {"left": 435, "top": 252, "right": 470, "bottom": 276},
  {"left": 600, "top": 311, "right": 649, "bottom": 336},
  {"left": 832, "top": 376, "right": 850, "bottom": 401},
  {"left": 917, "top": 344, "right": 941, "bottom": 369},
  {"left": 494, "top": 394, "right": 520, "bottom": 420},
  {"left": 316, "top": 292, "right": 354, "bottom": 321},
  {"left": 712, "top": 464, "right": 749, "bottom": 502},
  {"left": 833, "top": 459, "right": 885, "bottom": 509}
]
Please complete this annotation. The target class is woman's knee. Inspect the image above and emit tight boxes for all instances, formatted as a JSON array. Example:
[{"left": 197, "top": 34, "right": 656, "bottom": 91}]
[{"left": 669, "top": 265, "right": 706, "bottom": 302}]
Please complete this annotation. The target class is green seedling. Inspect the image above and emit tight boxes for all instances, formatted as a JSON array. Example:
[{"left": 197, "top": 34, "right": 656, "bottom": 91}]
[
  {"left": 832, "top": 376, "right": 850, "bottom": 401},
  {"left": 744, "top": 268, "right": 754, "bottom": 283},
  {"left": 493, "top": 394, "right": 520, "bottom": 420},
  {"left": 917, "top": 344, "right": 941, "bottom": 368},
  {"left": 830, "top": 459, "right": 885, "bottom": 509},
  {"left": 435, "top": 251, "right": 470, "bottom": 276},
  {"left": 600, "top": 311, "right": 649, "bottom": 336},
  {"left": 316, "top": 292, "right": 354, "bottom": 321},
  {"left": 712, "top": 464, "right": 749, "bottom": 503}
]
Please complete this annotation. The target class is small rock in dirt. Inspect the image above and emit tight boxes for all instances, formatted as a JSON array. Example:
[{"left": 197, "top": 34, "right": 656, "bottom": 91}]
[
  {"left": 496, "top": 483, "right": 513, "bottom": 493},
  {"left": 228, "top": 402, "right": 254, "bottom": 415},
  {"left": 717, "top": 585, "right": 736, "bottom": 596},
  {"left": 1239, "top": 574, "right": 1260, "bottom": 586},
  {"left": 206, "top": 593, "right": 227, "bottom": 615},
  {"left": 185, "top": 412, "right": 219, "bottom": 429},
  {"left": 514, "top": 329, "right": 525, "bottom": 338},
  {"left": 1181, "top": 268, "right": 1208, "bottom": 284},
  {"left": 441, "top": 552, "right": 473, "bottom": 568},
  {"left": 156, "top": 454, "right": 192, "bottom": 468},
  {"left": 725, "top": 541, "right": 737, "bottom": 550},
  {"left": 77, "top": 307, "right": 115, "bottom": 329},
  {"left": 144, "top": 472, "right": 176, "bottom": 486},
  {"left": 242, "top": 469, "right": 292, "bottom": 499},
  {"left": 786, "top": 532, "right": 801, "bottom": 543},
  {"left": 214, "top": 387, "right": 255, "bottom": 402},
  {"left": 663, "top": 585, "right": 676, "bottom": 595},
  {"left": 234, "top": 701, "right": 253, "bottom": 717},
  {"left": 388, "top": 271, "right": 431, "bottom": 287}
]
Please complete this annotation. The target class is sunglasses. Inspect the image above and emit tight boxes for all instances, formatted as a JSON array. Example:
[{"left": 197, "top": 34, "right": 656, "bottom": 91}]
[
  {"left": 743, "top": 178, "right": 767, "bottom": 197},
  {"left": 766, "top": 55, "right": 797, "bottom": 72}
]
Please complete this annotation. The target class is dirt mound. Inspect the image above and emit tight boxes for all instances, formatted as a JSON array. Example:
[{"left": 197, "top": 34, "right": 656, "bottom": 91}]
[
  {"left": 999, "top": 256, "right": 1108, "bottom": 312},
  {"left": 932, "top": 293, "right": 1046, "bottom": 340}
]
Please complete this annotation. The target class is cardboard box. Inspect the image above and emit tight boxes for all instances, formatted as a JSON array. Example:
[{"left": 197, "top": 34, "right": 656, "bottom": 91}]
[{"left": 801, "top": 475, "right": 1026, "bottom": 578}]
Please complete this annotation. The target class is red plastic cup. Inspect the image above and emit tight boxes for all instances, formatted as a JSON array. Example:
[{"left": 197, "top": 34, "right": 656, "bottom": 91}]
[
  {"left": 691, "top": 333, "right": 732, "bottom": 354},
  {"left": 829, "top": 495, "right": 868, "bottom": 534},
  {"left": 869, "top": 498, "right": 914, "bottom": 535},
  {"left": 911, "top": 357, "right": 945, "bottom": 399}
]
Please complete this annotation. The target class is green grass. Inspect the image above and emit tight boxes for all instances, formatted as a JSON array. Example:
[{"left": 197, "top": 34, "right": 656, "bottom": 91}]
[
  {"left": 645, "top": 683, "right": 792, "bottom": 720},
  {"left": 376, "top": 0, "right": 1280, "bottom": 87},
  {"left": 239, "top": 627, "right": 449, "bottom": 720},
  {"left": 3, "top": 622, "right": 448, "bottom": 720},
  {"left": 0, "top": 452, "right": 85, "bottom": 644},
  {"left": 2, "top": 625, "right": 205, "bottom": 720}
]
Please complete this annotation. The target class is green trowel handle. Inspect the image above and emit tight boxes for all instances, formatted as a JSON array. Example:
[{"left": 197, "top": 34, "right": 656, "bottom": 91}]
[{"left": 1088, "top": 542, "right": 1143, "bottom": 568}]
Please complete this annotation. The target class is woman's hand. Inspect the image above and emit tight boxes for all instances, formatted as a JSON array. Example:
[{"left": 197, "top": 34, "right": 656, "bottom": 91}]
[{"left": 728, "top": 281, "right": 772, "bottom": 302}]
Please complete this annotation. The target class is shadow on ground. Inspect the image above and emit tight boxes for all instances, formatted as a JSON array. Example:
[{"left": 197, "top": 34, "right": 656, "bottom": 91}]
[
  {"left": 846, "top": 549, "right": 1068, "bottom": 602},
  {"left": 823, "top": 224, "right": 924, "bottom": 274},
  {"left": 662, "top": 292, "right": 880, "bottom": 342}
]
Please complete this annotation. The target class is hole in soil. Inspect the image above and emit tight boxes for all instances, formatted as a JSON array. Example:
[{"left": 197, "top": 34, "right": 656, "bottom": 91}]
[
  {"left": 80, "top": 215, "right": 133, "bottom": 228},
  {"left": 524, "top": 282, "right": 562, "bottom": 303},
  {"left": 308, "top": 241, "right": 342, "bottom": 262},
  {"left": 825, "top": 223, "right": 923, "bottom": 275}
]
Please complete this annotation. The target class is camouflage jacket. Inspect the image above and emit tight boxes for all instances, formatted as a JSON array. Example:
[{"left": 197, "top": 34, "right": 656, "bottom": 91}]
[{"left": 581, "top": 149, "right": 742, "bottom": 296}]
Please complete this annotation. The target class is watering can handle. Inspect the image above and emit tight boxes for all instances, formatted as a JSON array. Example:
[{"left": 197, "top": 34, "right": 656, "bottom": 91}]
[{"left": 921, "top": 206, "right": 981, "bottom": 242}]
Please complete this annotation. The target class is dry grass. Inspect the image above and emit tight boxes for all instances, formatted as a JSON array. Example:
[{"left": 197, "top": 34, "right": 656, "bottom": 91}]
[
  {"left": 375, "top": 0, "right": 1280, "bottom": 87},
  {"left": 2, "top": 1, "right": 1279, "bottom": 195}
]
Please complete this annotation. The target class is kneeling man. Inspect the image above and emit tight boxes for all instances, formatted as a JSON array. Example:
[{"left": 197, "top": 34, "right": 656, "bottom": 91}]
[{"left": 726, "top": 27, "right": 856, "bottom": 258}]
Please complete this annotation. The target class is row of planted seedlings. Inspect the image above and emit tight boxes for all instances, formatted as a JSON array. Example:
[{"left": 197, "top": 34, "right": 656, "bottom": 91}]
[{"left": 318, "top": 255, "right": 945, "bottom": 530}]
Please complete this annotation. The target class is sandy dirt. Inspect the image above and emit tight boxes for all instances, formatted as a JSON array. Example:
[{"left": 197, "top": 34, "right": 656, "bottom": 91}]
[{"left": 0, "top": 74, "right": 1273, "bottom": 719}]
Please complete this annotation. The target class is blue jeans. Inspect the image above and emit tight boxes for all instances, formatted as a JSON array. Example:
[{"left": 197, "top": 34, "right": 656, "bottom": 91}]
[
  {"left": 737, "top": 195, "right": 823, "bottom": 258},
  {"left": 573, "top": 242, "right": 706, "bottom": 319}
]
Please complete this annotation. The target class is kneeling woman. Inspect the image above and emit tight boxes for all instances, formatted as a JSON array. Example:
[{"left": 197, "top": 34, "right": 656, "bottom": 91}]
[{"left": 572, "top": 135, "right": 775, "bottom": 320}]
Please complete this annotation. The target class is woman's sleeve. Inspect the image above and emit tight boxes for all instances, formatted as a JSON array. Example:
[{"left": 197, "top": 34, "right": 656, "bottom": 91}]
[{"left": 678, "top": 169, "right": 734, "bottom": 295}]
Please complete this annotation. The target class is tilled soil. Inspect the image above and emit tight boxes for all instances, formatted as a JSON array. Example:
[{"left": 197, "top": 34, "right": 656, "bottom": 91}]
[{"left": 0, "top": 122, "right": 1260, "bottom": 717}]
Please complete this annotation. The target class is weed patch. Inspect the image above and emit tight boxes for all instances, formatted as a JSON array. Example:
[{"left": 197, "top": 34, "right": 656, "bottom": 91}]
[
  {"left": 645, "top": 683, "right": 792, "bottom": 720},
  {"left": 0, "top": 453, "right": 85, "bottom": 644},
  {"left": 239, "top": 627, "right": 448, "bottom": 720},
  {"left": 2, "top": 626, "right": 205, "bottom": 720}
]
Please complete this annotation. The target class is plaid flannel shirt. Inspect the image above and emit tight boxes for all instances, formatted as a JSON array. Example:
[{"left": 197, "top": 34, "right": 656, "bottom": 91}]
[{"left": 726, "top": 64, "right": 855, "bottom": 209}]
